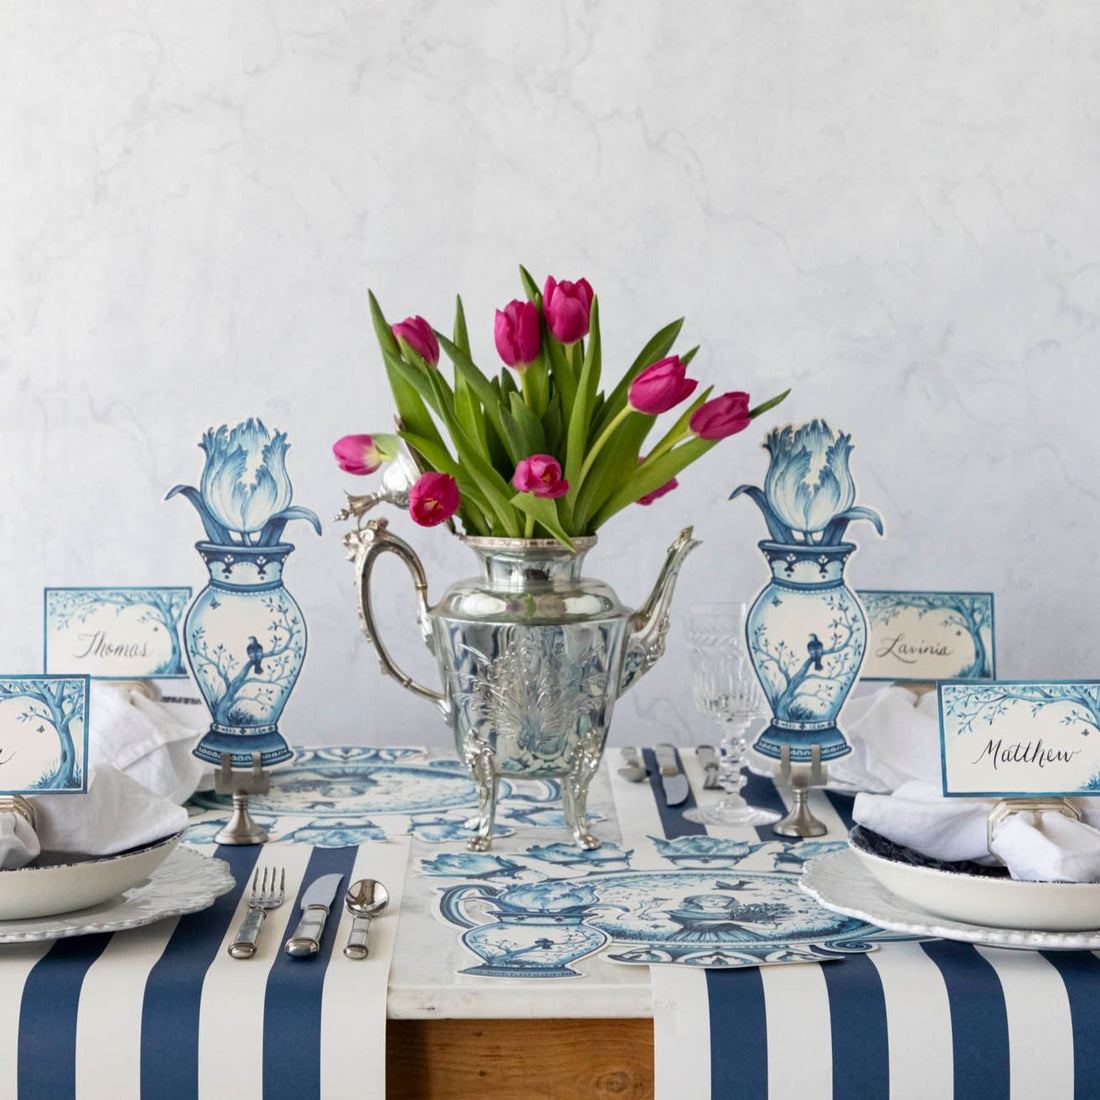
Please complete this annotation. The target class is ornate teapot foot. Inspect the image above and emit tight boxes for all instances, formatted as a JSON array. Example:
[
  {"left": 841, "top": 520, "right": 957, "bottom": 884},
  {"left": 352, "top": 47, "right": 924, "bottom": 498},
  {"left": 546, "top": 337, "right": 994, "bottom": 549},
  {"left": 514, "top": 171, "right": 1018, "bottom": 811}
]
[
  {"left": 464, "top": 742, "right": 501, "bottom": 852},
  {"left": 563, "top": 734, "right": 604, "bottom": 851}
]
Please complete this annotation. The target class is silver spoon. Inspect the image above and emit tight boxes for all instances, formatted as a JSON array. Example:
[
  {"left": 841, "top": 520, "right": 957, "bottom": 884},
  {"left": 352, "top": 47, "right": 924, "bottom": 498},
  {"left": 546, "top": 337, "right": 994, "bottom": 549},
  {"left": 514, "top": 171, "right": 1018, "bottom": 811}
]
[
  {"left": 342, "top": 878, "right": 389, "bottom": 960},
  {"left": 617, "top": 745, "right": 647, "bottom": 783}
]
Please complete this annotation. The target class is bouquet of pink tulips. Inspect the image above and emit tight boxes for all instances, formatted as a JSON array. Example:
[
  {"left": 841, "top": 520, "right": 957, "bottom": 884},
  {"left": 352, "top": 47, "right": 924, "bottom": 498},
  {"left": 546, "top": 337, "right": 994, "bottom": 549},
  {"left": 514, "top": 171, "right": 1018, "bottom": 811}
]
[{"left": 334, "top": 267, "right": 788, "bottom": 547}]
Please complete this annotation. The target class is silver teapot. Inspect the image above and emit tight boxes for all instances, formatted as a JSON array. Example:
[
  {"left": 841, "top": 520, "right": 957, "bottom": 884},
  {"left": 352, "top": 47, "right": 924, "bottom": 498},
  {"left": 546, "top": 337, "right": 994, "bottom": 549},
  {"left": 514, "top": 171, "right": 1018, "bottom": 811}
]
[{"left": 344, "top": 520, "right": 698, "bottom": 850}]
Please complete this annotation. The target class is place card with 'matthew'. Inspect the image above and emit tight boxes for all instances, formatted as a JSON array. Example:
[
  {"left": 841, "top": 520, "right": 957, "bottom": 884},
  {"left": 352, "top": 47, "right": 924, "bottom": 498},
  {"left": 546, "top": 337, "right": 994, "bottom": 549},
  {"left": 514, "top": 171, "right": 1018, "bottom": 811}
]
[{"left": 939, "top": 679, "right": 1100, "bottom": 797}]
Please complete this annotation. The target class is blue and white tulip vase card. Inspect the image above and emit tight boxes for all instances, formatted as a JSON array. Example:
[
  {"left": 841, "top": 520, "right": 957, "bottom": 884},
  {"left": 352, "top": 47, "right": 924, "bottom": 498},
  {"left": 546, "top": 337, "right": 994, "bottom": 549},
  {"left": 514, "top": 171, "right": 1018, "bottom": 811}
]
[
  {"left": 732, "top": 420, "right": 884, "bottom": 762},
  {"left": 939, "top": 681, "right": 1100, "bottom": 797},
  {"left": 859, "top": 590, "right": 995, "bottom": 682},
  {"left": 0, "top": 675, "right": 89, "bottom": 794},
  {"left": 168, "top": 418, "right": 321, "bottom": 768},
  {"left": 44, "top": 587, "right": 191, "bottom": 679}
]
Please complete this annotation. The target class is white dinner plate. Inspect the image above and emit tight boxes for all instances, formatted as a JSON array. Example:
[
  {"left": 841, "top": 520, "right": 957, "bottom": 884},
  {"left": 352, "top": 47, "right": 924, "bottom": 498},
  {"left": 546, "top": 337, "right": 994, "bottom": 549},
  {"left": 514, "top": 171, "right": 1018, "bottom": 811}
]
[
  {"left": 0, "top": 846, "right": 234, "bottom": 943},
  {"left": 0, "top": 831, "right": 184, "bottom": 920},
  {"left": 848, "top": 828, "right": 1100, "bottom": 932},
  {"left": 801, "top": 849, "right": 1100, "bottom": 951}
]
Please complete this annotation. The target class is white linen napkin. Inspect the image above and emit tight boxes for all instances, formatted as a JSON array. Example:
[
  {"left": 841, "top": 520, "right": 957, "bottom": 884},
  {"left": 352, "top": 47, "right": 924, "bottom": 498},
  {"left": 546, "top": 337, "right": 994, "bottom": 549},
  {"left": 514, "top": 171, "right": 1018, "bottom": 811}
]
[
  {"left": 829, "top": 685, "right": 942, "bottom": 792},
  {"left": 0, "top": 766, "right": 188, "bottom": 870},
  {"left": 0, "top": 809, "right": 40, "bottom": 870},
  {"left": 853, "top": 779, "right": 1100, "bottom": 882},
  {"left": 89, "top": 682, "right": 211, "bottom": 803}
]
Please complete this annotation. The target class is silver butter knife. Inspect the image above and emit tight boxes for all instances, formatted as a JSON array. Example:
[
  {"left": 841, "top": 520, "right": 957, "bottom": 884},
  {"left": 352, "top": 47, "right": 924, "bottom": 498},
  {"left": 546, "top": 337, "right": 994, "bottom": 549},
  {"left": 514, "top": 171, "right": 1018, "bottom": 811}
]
[
  {"left": 696, "top": 744, "right": 721, "bottom": 789},
  {"left": 654, "top": 743, "right": 690, "bottom": 806},
  {"left": 284, "top": 873, "right": 343, "bottom": 958}
]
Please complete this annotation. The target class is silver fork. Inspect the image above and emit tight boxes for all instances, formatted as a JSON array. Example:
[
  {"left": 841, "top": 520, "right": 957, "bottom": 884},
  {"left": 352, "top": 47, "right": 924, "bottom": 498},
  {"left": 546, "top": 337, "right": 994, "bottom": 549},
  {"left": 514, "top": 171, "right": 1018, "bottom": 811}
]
[{"left": 228, "top": 867, "right": 286, "bottom": 959}]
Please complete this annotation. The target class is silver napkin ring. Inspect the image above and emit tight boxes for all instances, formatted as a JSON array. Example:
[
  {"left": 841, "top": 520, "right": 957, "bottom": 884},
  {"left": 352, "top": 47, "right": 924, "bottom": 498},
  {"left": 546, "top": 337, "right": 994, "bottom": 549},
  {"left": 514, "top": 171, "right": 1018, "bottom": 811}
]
[
  {"left": 0, "top": 795, "right": 36, "bottom": 831},
  {"left": 986, "top": 796, "right": 1082, "bottom": 860}
]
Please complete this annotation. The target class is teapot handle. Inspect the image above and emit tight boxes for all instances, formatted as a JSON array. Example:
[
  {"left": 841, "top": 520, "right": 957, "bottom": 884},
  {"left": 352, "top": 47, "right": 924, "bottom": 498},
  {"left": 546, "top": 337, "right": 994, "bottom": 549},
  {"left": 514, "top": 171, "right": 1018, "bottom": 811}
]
[
  {"left": 343, "top": 518, "right": 448, "bottom": 717},
  {"left": 438, "top": 883, "right": 503, "bottom": 929}
]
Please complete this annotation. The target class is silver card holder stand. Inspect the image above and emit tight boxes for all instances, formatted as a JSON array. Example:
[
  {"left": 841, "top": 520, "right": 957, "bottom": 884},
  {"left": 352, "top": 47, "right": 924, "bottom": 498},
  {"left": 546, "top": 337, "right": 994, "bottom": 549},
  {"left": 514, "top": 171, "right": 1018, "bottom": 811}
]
[
  {"left": 986, "top": 796, "right": 1083, "bottom": 859},
  {"left": 214, "top": 753, "right": 270, "bottom": 846},
  {"left": 0, "top": 795, "right": 36, "bottom": 831},
  {"left": 772, "top": 744, "right": 829, "bottom": 838}
]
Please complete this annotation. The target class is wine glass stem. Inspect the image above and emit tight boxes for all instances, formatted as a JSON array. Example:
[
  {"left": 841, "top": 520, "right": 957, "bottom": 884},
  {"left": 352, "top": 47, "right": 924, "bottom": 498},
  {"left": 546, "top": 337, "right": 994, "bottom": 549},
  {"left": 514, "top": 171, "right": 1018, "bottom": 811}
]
[{"left": 718, "top": 719, "right": 750, "bottom": 797}]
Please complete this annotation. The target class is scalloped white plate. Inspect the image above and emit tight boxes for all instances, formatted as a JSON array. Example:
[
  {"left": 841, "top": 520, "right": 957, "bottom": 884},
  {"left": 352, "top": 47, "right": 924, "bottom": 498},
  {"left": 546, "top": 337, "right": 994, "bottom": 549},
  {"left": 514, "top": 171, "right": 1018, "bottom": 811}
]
[
  {"left": 0, "top": 846, "right": 234, "bottom": 943},
  {"left": 801, "top": 849, "right": 1100, "bottom": 950},
  {"left": 0, "top": 831, "right": 184, "bottom": 920}
]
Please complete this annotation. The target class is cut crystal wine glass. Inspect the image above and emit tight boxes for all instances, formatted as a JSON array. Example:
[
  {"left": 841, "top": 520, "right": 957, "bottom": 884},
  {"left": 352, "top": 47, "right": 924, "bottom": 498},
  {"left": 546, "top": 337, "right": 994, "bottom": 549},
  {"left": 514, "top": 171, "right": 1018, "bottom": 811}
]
[{"left": 682, "top": 604, "right": 781, "bottom": 827}]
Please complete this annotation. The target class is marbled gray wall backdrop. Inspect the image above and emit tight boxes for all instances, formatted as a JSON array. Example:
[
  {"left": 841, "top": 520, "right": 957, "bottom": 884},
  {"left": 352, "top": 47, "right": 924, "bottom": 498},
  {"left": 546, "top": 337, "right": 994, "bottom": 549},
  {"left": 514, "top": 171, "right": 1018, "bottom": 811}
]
[{"left": 1, "top": 1, "right": 1096, "bottom": 748}]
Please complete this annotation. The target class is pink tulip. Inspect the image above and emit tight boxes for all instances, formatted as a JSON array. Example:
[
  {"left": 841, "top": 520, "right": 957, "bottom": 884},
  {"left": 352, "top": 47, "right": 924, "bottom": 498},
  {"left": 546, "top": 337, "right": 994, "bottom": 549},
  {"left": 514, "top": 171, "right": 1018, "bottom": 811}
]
[
  {"left": 689, "top": 391, "right": 752, "bottom": 440},
  {"left": 627, "top": 356, "right": 698, "bottom": 416},
  {"left": 408, "top": 472, "right": 460, "bottom": 526},
  {"left": 542, "top": 276, "right": 594, "bottom": 344},
  {"left": 494, "top": 299, "right": 541, "bottom": 370},
  {"left": 635, "top": 458, "right": 679, "bottom": 506},
  {"left": 332, "top": 433, "right": 399, "bottom": 476},
  {"left": 513, "top": 454, "right": 570, "bottom": 500},
  {"left": 392, "top": 316, "right": 440, "bottom": 366}
]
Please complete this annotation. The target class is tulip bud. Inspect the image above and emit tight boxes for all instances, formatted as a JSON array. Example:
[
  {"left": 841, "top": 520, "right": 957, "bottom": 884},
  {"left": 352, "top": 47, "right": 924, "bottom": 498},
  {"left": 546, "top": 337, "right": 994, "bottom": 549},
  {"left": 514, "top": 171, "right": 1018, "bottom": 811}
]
[
  {"left": 408, "top": 472, "right": 460, "bottom": 526},
  {"left": 392, "top": 316, "right": 440, "bottom": 366},
  {"left": 627, "top": 356, "right": 698, "bottom": 416},
  {"left": 689, "top": 391, "right": 752, "bottom": 440},
  {"left": 332, "top": 433, "right": 400, "bottom": 476},
  {"left": 494, "top": 299, "right": 542, "bottom": 370},
  {"left": 542, "top": 276, "right": 594, "bottom": 344},
  {"left": 513, "top": 454, "right": 570, "bottom": 500}
]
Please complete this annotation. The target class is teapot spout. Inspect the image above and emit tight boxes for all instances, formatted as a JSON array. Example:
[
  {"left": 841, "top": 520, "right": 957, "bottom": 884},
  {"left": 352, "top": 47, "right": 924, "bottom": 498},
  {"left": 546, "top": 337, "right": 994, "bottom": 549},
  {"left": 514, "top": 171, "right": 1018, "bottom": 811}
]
[{"left": 619, "top": 526, "right": 701, "bottom": 695}]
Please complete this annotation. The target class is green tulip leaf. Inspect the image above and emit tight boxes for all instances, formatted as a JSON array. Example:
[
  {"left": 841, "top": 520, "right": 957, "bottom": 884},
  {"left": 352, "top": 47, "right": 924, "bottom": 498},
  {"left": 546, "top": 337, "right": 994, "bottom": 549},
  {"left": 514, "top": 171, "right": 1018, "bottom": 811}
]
[
  {"left": 519, "top": 264, "right": 541, "bottom": 304},
  {"left": 592, "top": 437, "right": 715, "bottom": 527},
  {"left": 750, "top": 388, "right": 792, "bottom": 419},
  {"left": 509, "top": 391, "right": 547, "bottom": 456},
  {"left": 508, "top": 492, "right": 574, "bottom": 550},
  {"left": 564, "top": 298, "right": 601, "bottom": 489}
]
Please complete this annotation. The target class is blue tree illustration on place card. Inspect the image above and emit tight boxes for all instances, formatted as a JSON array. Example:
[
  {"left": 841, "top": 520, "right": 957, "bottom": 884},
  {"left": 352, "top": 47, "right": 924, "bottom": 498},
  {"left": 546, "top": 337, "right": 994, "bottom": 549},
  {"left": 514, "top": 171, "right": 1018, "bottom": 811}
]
[
  {"left": 860, "top": 591, "right": 994, "bottom": 681},
  {"left": 45, "top": 588, "right": 190, "bottom": 678},
  {"left": 942, "top": 683, "right": 1100, "bottom": 734},
  {"left": 0, "top": 676, "right": 88, "bottom": 793}
]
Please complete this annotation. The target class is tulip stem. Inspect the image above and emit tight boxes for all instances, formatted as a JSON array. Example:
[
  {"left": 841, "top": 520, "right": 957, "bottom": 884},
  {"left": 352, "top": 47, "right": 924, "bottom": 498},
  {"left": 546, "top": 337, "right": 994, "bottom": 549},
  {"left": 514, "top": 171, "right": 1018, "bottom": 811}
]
[
  {"left": 575, "top": 405, "right": 631, "bottom": 492},
  {"left": 643, "top": 425, "right": 689, "bottom": 466},
  {"left": 524, "top": 513, "right": 536, "bottom": 539}
]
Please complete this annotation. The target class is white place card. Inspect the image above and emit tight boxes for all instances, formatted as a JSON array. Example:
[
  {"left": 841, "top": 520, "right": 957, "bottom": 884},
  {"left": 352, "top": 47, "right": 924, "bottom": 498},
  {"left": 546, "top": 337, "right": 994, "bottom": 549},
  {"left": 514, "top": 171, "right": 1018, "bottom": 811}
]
[
  {"left": 0, "top": 675, "right": 89, "bottom": 794},
  {"left": 859, "top": 590, "right": 994, "bottom": 682},
  {"left": 939, "top": 680, "right": 1100, "bottom": 797},
  {"left": 44, "top": 587, "right": 191, "bottom": 679}
]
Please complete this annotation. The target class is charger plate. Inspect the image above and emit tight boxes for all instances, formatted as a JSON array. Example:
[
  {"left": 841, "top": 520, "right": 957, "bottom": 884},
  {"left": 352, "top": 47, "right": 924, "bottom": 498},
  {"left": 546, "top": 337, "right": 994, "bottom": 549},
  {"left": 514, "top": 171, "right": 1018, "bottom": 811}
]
[
  {"left": 0, "top": 847, "right": 233, "bottom": 943},
  {"left": 801, "top": 849, "right": 1100, "bottom": 950}
]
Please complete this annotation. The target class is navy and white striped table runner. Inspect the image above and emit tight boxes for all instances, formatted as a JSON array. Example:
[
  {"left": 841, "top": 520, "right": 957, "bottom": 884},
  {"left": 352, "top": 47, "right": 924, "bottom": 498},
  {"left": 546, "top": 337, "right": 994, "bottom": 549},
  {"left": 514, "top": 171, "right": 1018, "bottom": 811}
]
[
  {"left": 628, "top": 750, "right": 1100, "bottom": 1100},
  {"left": 2, "top": 838, "right": 409, "bottom": 1100}
]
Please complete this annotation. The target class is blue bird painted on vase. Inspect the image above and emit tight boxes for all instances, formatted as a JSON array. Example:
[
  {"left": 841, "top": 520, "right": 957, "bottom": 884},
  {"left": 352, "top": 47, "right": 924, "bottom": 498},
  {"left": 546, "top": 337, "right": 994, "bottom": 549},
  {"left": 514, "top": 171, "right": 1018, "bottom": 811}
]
[{"left": 246, "top": 636, "right": 264, "bottom": 674}]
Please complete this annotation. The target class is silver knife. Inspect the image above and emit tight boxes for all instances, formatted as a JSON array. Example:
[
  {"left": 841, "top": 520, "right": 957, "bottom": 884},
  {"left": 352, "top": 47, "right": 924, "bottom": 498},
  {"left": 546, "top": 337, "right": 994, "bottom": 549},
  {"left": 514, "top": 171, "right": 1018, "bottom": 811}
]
[
  {"left": 654, "top": 743, "right": 690, "bottom": 806},
  {"left": 284, "top": 873, "right": 343, "bottom": 958},
  {"left": 696, "top": 744, "right": 721, "bottom": 789}
]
